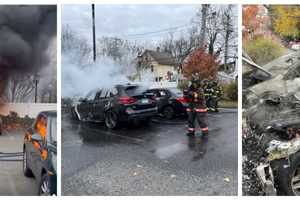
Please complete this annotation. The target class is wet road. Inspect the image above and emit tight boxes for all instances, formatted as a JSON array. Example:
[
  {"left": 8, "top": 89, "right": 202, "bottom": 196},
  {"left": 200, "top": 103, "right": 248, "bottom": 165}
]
[
  {"left": 62, "top": 109, "right": 238, "bottom": 195},
  {"left": 0, "top": 131, "right": 36, "bottom": 196}
]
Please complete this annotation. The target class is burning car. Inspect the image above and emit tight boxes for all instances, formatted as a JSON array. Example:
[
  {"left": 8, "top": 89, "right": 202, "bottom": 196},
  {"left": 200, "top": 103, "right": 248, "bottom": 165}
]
[
  {"left": 23, "top": 111, "right": 57, "bottom": 195},
  {"left": 71, "top": 84, "right": 158, "bottom": 129},
  {"left": 243, "top": 51, "right": 300, "bottom": 195}
]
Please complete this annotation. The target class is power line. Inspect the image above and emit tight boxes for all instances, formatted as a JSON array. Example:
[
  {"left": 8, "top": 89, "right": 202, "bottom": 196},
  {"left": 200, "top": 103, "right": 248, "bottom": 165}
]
[{"left": 116, "top": 24, "right": 195, "bottom": 40}]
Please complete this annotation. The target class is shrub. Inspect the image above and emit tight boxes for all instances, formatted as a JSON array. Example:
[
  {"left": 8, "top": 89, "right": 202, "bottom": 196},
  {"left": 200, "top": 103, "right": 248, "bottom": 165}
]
[
  {"left": 244, "top": 37, "right": 284, "bottom": 65},
  {"left": 222, "top": 81, "right": 238, "bottom": 101},
  {"left": 177, "top": 80, "right": 189, "bottom": 90}
]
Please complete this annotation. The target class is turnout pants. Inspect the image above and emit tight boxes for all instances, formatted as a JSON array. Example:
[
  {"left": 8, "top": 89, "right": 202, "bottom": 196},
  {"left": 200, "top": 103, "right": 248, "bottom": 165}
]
[{"left": 187, "top": 108, "right": 209, "bottom": 134}]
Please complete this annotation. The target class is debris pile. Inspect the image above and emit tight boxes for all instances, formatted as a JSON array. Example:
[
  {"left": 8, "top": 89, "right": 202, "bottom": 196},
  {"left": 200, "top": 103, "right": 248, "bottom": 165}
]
[{"left": 242, "top": 123, "right": 266, "bottom": 196}]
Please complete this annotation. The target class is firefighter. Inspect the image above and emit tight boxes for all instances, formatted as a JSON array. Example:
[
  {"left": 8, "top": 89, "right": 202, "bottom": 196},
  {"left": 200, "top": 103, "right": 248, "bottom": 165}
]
[
  {"left": 184, "top": 73, "right": 209, "bottom": 137},
  {"left": 204, "top": 80, "right": 214, "bottom": 112},
  {"left": 211, "top": 81, "right": 222, "bottom": 112}
]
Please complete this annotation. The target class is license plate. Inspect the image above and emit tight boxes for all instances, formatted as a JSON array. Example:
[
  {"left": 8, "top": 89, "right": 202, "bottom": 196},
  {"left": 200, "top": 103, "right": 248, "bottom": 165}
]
[{"left": 141, "top": 99, "right": 149, "bottom": 104}]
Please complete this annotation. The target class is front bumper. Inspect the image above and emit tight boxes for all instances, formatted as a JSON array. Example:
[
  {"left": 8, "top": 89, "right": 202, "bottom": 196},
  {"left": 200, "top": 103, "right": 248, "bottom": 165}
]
[{"left": 256, "top": 163, "right": 277, "bottom": 195}]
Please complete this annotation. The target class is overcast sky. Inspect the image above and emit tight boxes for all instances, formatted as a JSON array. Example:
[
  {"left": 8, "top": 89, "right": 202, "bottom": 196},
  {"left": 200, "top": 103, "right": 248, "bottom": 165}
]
[{"left": 62, "top": 5, "right": 199, "bottom": 43}]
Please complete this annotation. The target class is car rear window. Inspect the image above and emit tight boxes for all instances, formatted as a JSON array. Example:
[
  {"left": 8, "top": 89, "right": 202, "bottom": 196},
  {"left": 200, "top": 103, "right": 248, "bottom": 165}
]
[{"left": 124, "top": 86, "right": 147, "bottom": 96}]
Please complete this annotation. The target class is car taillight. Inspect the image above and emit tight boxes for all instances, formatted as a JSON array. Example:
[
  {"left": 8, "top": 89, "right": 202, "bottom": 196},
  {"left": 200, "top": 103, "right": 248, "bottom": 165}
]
[
  {"left": 177, "top": 97, "right": 189, "bottom": 103},
  {"left": 118, "top": 96, "right": 137, "bottom": 104}
]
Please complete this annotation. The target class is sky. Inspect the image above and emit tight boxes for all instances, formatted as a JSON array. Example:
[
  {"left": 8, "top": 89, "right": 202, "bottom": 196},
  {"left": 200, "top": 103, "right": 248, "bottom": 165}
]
[{"left": 62, "top": 5, "right": 200, "bottom": 43}]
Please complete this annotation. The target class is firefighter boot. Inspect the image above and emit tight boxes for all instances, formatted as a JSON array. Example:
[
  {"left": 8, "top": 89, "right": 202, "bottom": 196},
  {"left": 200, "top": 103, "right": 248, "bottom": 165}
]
[{"left": 187, "top": 128, "right": 195, "bottom": 136}]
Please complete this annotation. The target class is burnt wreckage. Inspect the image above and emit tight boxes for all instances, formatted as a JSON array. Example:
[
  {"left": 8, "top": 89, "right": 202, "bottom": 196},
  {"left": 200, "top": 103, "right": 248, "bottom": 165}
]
[{"left": 243, "top": 51, "right": 300, "bottom": 195}]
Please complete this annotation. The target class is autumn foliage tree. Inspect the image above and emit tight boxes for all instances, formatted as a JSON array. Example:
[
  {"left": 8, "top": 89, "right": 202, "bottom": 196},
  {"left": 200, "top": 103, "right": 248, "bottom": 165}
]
[
  {"left": 183, "top": 48, "right": 219, "bottom": 80},
  {"left": 270, "top": 5, "right": 300, "bottom": 39},
  {"left": 242, "top": 5, "right": 268, "bottom": 42}
]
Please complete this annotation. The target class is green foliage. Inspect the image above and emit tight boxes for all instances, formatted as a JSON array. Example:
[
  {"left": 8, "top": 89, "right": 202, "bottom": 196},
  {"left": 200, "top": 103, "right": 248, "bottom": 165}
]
[
  {"left": 177, "top": 80, "right": 189, "bottom": 90},
  {"left": 1, "top": 112, "right": 34, "bottom": 130},
  {"left": 222, "top": 81, "right": 238, "bottom": 101},
  {"left": 244, "top": 37, "right": 284, "bottom": 65}
]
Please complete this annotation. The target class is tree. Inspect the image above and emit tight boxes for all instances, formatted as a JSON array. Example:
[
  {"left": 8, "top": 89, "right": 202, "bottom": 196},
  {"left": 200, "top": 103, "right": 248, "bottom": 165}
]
[
  {"left": 269, "top": 5, "right": 300, "bottom": 39},
  {"left": 193, "top": 5, "right": 238, "bottom": 66},
  {"left": 182, "top": 48, "right": 219, "bottom": 80},
  {"left": 5, "top": 74, "right": 35, "bottom": 102},
  {"left": 159, "top": 28, "right": 199, "bottom": 71},
  {"left": 242, "top": 5, "right": 267, "bottom": 41},
  {"left": 221, "top": 5, "right": 237, "bottom": 66},
  {"left": 97, "top": 36, "right": 143, "bottom": 69},
  {"left": 198, "top": 4, "right": 210, "bottom": 48},
  {"left": 62, "top": 25, "right": 92, "bottom": 66}
]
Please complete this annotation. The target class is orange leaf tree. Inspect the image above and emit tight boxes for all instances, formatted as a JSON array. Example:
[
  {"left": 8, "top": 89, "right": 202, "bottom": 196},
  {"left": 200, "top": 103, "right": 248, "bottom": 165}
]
[
  {"left": 182, "top": 48, "right": 219, "bottom": 80},
  {"left": 242, "top": 5, "right": 267, "bottom": 42}
]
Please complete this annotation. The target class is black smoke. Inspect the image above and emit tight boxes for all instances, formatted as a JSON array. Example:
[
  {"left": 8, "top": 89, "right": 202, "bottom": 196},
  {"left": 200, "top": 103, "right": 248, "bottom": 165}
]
[{"left": 0, "top": 5, "right": 57, "bottom": 100}]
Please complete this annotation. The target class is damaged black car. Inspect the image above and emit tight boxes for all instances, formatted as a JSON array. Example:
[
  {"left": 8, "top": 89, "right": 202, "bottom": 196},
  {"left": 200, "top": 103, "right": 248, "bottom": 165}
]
[
  {"left": 243, "top": 51, "right": 300, "bottom": 196},
  {"left": 71, "top": 84, "right": 158, "bottom": 129}
]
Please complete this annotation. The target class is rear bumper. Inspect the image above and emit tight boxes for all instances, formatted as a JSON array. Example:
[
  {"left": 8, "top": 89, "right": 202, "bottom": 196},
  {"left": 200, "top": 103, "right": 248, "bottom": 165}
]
[
  {"left": 256, "top": 163, "right": 277, "bottom": 195},
  {"left": 119, "top": 107, "right": 158, "bottom": 121}
]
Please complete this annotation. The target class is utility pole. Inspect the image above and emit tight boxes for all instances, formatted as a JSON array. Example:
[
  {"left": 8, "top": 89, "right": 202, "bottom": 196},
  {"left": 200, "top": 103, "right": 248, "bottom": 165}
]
[
  {"left": 34, "top": 74, "right": 40, "bottom": 103},
  {"left": 92, "top": 4, "right": 96, "bottom": 62},
  {"left": 34, "top": 79, "right": 38, "bottom": 103}
]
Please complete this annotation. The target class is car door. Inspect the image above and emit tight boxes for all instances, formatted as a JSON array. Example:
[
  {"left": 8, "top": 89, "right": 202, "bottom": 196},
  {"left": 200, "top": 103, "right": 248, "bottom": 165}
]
[
  {"left": 77, "top": 90, "right": 97, "bottom": 120},
  {"left": 35, "top": 115, "right": 51, "bottom": 184},
  {"left": 31, "top": 114, "right": 47, "bottom": 177},
  {"left": 24, "top": 125, "right": 36, "bottom": 173},
  {"left": 92, "top": 89, "right": 105, "bottom": 120}
]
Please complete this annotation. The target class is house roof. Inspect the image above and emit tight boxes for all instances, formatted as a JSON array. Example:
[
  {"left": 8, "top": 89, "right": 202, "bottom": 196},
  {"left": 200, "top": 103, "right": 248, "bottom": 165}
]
[{"left": 143, "top": 50, "right": 177, "bottom": 66}]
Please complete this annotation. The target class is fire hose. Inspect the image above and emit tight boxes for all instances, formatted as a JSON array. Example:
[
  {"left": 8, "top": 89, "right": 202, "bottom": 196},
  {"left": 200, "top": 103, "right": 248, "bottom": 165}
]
[{"left": 0, "top": 152, "right": 23, "bottom": 161}]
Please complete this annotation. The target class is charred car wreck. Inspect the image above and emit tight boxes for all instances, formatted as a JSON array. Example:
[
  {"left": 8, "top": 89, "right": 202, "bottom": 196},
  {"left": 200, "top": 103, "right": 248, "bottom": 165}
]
[
  {"left": 71, "top": 84, "right": 158, "bottom": 129},
  {"left": 243, "top": 51, "right": 300, "bottom": 195}
]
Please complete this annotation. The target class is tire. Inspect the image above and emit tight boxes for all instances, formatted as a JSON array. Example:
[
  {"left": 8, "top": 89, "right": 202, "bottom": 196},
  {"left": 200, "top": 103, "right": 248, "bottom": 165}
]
[
  {"left": 276, "top": 152, "right": 300, "bottom": 195},
  {"left": 23, "top": 147, "right": 33, "bottom": 177},
  {"left": 38, "top": 173, "right": 51, "bottom": 196},
  {"left": 162, "top": 106, "right": 175, "bottom": 120},
  {"left": 104, "top": 110, "right": 119, "bottom": 129}
]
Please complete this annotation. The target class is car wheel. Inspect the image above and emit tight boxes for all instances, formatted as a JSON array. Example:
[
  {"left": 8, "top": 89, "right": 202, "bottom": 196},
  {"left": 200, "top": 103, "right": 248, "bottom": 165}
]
[
  {"left": 163, "top": 106, "right": 175, "bottom": 119},
  {"left": 23, "top": 148, "right": 33, "bottom": 177},
  {"left": 277, "top": 152, "right": 300, "bottom": 195},
  {"left": 39, "top": 174, "right": 51, "bottom": 196},
  {"left": 105, "top": 110, "right": 118, "bottom": 129}
]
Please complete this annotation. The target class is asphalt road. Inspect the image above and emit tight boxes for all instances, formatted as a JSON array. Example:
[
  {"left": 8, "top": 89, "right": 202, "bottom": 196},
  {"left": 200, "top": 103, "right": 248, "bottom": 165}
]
[
  {"left": 62, "top": 109, "right": 238, "bottom": 196},
  {"left": 0, "top": 131, "right": 36, "bottom": 196}
]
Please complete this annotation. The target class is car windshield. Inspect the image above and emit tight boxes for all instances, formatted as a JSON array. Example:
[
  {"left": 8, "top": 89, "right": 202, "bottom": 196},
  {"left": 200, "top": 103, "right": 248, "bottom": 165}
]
[
  {"left": 169, "top": 88, "right": 183, "bottom": 97},
  {"left": 124, "top": 85, "right": 147, "bottom": 96}
]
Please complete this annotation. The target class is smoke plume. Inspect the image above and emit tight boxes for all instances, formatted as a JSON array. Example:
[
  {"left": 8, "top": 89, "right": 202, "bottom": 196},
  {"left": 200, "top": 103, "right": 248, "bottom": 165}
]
[{"left": 0, "top": 5, "right": 57, "bottom": 101}]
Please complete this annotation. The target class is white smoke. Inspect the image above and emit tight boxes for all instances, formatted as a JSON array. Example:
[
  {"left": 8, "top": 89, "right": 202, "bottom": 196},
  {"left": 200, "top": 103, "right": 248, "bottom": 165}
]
[{"left": 62, "top": 52, "right": 130, "bottom": 98}]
